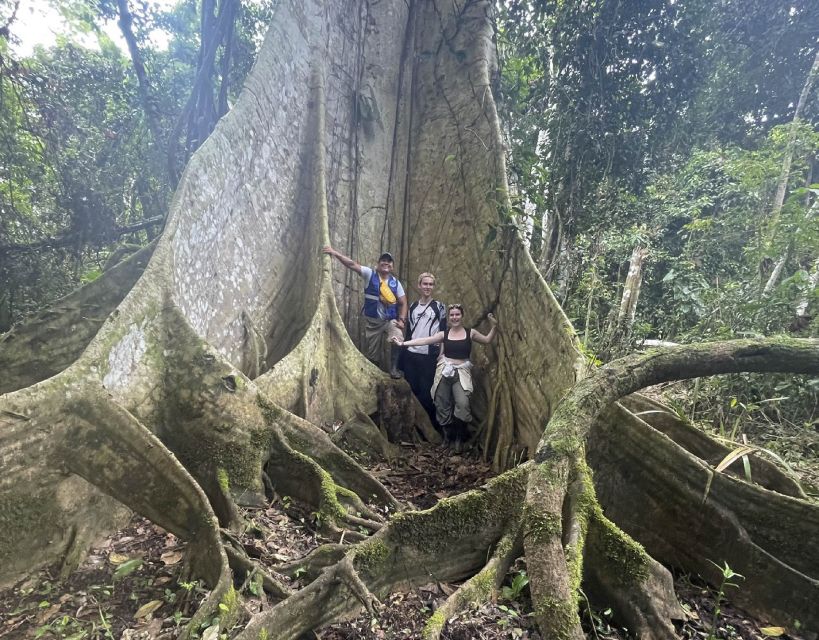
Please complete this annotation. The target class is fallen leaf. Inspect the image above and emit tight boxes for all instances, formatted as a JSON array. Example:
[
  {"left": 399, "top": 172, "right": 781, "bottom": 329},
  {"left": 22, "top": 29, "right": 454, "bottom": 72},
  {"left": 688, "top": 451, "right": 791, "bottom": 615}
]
[
  {"left": 160, "top": 550, "right": 183, "bottom": 565},
  {"left": 134, "top": 599, "right": 163, "bottom": 619},
  {"left": 113, "top": 558, "right": 143, "bottom": 579},
  {"left": 109, "top": 552, "right": 130, "bottom": 564},
  {"left": 35, "top": 603, "right": 61, "bottom": 624},
  {"left": 153, "top": 576, "right": 172, "bottom": 586},
  {"left": 760, "top": 627, "right": 786, "bottom": 637},
  {"left": 201, "top": 624, "right": 220, "bottom": 640}
]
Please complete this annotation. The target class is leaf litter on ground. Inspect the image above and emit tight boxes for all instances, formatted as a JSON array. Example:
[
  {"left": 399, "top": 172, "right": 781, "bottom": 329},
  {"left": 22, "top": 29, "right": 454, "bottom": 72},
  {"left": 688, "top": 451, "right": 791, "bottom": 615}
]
[{"left": 0, "top": 441, "right": 810, "bottom": 639}]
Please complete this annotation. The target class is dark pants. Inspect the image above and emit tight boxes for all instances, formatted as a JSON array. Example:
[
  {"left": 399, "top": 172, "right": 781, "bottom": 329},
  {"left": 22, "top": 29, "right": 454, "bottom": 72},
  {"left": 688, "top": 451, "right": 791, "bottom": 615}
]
[{"left": 402, "top": 351, "right": 438, "bottom": 429}]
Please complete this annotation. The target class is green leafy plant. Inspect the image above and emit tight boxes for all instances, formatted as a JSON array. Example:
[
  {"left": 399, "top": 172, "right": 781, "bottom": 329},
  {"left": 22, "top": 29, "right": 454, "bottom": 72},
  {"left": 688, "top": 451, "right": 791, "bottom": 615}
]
[
  {"left": 501, "top": 570, "right": 529, "bottom": 601},
  {"left": 112, "top": 558, "right": 142, "bottom": 580},
  {"left": 707, "top": 560, "right": 744, "bottom": 640}
]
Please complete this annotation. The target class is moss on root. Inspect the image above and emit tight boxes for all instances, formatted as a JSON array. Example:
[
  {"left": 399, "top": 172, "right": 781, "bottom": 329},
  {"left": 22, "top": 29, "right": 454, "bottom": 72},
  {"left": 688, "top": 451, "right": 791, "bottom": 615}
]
[
  {"left": 470, "top": 566, "right": 497, "bottom": 601},
  {"left": 219, "top": 585, "right": 241, "bottom": 630},
  {"left": 523, "top": 507, "right": 562, "bottom": 543},
  {"left": 256, "top": 395, "right": 283, "bottom": 424},
  {"left": 171, "top": 431, "right": 264, "bottom": 494},
  {"left": 592, "top": 509, "right": 651, "bottom": 586},
  {"left": 567, "top": 459, "right": 597, "bottom": 591},
  {"left": 534, "top": 597, "right": 581, "bottom": 640},
  {"left": 390, "top": 466, "right": 528, "bottom": 554},
  {"left": 422, "top": 610, "right": 447, "bottom": 638},
  {"left": 217, "top": 468, "right": 230, "bottom": 492},
  {"left": 354, "top": 538, "right": 390, "bottom": 577},
  {"left": 317, "top": 465, "right": 347, "bottom": 520}
]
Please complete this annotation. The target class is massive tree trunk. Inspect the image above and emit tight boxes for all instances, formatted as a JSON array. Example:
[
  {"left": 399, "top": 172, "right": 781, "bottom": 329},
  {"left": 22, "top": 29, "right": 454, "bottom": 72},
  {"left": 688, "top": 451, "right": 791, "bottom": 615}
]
[{"left": 1, "top": 2, "right": 818, "bottom": 638}]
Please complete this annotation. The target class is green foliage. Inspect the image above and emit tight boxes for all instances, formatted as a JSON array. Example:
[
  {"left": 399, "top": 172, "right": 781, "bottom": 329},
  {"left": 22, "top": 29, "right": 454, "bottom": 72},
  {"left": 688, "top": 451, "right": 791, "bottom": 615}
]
[
  {"left": 0, "top": 0, "right": 274, "bottom": 330},
  {"left": 706, "top": 561, "right": 744, "bottom": 640},
  {"left": 112, "top": 558, "right": 143, "bottom": 580},
  {"left": 500, "top": 570, "right": 529, "bottom": 602},
  {"left": 499, "top": 0, "right": 819, "bottom": 429}
]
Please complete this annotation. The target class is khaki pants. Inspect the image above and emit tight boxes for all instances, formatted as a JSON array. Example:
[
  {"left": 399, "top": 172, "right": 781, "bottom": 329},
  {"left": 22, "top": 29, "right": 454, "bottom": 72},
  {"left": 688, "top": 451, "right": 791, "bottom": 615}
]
[
  {"left": 364, "top": 317, "right": 403, "bottom": 365},
  {"left": 434, "top": 374, "right": 472, "bottom": 425}
]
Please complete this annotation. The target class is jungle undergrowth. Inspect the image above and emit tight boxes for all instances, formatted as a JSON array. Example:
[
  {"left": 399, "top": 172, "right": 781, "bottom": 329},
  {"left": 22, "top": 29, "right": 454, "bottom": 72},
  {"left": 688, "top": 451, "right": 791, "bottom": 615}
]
[{"left": 0, "top": 441, "right": 813, "bottom": 639}]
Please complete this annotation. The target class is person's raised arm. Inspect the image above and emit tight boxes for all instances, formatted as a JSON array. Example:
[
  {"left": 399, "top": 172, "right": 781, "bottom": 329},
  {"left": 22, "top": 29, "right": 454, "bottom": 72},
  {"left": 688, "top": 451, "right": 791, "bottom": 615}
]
[
  {"left": 471, "top": 313, "right": 498, "bottom": 344},
  {"left": 322, "top": 245, "right": 362, "bottom": 275},
  {"left": 391, "top": 330, "right": 444, "bottom": 348}
]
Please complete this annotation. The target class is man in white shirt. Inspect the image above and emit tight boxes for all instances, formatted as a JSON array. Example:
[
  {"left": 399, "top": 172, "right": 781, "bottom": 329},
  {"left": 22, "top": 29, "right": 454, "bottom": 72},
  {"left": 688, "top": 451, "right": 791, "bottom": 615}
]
[
  {"left": 402, "top": 272, "right": 446, "bottom": 429},
  {"left": 323, "top": 245, "right": 408, "bottom": 378}
]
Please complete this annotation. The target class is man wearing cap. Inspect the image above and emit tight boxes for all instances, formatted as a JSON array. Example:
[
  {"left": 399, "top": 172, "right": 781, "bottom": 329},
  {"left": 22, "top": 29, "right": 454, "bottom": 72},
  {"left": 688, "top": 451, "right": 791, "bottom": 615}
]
[{"left": 322, "top": 245, "right": 408, "bottom": 378}]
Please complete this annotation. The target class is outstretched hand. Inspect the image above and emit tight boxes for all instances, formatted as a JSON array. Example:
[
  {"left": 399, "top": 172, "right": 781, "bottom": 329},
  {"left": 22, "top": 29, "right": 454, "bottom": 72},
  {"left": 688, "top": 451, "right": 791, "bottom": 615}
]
[
  {"left": 389, "top": 336, "right": 404, "bottom": 346},
  {"left": 488, "top": 313, "right": 498, "bottom": 326},
  {"left": 322, "top": 245, "right": 335, "bottom": 255}
]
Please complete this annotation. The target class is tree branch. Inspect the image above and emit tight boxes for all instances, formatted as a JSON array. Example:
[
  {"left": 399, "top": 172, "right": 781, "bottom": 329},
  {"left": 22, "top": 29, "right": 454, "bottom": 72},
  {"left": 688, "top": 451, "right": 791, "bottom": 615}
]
[{"left": 0, "top": 215, "right": 164, "bottom": 256}]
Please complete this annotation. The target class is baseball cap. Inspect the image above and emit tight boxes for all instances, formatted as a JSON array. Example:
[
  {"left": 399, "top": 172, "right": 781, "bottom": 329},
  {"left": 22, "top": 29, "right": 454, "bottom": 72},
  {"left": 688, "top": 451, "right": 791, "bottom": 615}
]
[{"left": 378, "top": 252, "right": 395, "bottom": 263}]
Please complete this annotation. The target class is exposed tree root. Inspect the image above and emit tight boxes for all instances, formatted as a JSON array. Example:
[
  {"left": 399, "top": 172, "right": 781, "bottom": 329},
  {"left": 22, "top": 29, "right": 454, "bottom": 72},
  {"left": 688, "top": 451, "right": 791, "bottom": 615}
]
[
  {"left": 274, "top": 544, "right": 348, "bottom": 582},
  {"left": 0, "top": 243, "right": 154, "bottom": 395},
  {"left": 583, "top": 509, "right": 684, "bottom": 640},
  {"left": 623, "top": 394, "right": 806, "bottom": 498},
  {"left": 525, "top": 338, "right": 819, "bottom": 638},
  {"left": 422, "top": 528, "right": 522, "bottom": 640},
  {"left": 591, "top": 401, "right": 819, "bottom": 631},
  {"left": 223, "top": 544, "right": 293, "bottom": 601},
  {"left": 232, "top": 466, "right": 530, "bottom": 640}
]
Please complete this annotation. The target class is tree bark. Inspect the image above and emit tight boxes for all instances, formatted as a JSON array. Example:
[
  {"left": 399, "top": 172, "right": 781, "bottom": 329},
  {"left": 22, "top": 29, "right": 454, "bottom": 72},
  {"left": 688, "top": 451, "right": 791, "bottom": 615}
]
[
  {"left": 762, "top": 50, "right": 819, "bottom": 293},
  {"left": 768, "top": 50, "right": 819, "bottom": 227},
  {"left": 115, "top": 0, "right": 163, "bottom": 148},
  {"left": 1, "top": 2, "right": 818, "bottom": 639},
  {"left": 795, "top": 256, "right": 819, "bottom": 320}
]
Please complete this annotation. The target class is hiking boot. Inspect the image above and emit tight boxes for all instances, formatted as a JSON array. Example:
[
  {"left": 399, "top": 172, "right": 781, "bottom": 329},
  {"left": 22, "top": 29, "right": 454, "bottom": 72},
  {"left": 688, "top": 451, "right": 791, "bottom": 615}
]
[
  {"left": 451, "top": 418, "right": 469, "bottom": 454},
  {"left": 390, "top": 347, "right": 403, "bottom": 379}
]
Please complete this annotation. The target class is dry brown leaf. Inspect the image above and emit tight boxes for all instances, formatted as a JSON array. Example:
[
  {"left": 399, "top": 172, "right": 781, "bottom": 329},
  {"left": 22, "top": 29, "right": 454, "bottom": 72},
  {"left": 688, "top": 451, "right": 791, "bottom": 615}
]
[
  {"left": 134, "top": 599, "right": 163, "bottom": 619},
  {"left": 35, "top": 604, "right": 61, "bottom": 625},
  {"left": 160, "top": 550, "right": 183, "bottom": 565}
]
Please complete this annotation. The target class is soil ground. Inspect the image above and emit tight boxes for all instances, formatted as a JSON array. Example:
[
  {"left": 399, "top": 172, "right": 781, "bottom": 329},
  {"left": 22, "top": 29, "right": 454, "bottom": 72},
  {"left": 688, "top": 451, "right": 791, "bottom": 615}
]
[{"left": 0, "top": 436, "right": 813, "bottom": 640}]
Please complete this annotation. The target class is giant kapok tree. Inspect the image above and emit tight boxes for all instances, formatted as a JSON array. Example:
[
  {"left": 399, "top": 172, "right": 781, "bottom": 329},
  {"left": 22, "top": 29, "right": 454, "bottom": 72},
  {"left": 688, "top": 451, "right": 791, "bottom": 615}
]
[{"left": 1, "top": 1, "right": 817, "bottom": 638}]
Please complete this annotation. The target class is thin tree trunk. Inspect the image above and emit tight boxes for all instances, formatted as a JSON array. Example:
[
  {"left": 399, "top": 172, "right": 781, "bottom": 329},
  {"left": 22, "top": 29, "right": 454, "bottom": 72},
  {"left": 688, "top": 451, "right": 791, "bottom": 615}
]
[
  {"left": 115, "top": 0, "right": 162, "bottom": 148},
  {"left": 769, "top": 50, "right": 819, "bottom": 224},
  {"left": 795, "top": 257, "right": 819, "bottom": 320},
  {"left": 217, "top": 0, "right": 237, "bottom": 117},
  {"left": 765, "top": 48, "right": 819, "bottom": 239},
  {"left": 762, "top": 50, "right": 819, "bottom": 292},
  {"left": 167, "top": 0, "right": 238, "bottom": 183},
  {"left": 762, "top": 244, "right": 791, "bottom": 295},
  {"left": 616, "top": 246, "right": 648, "bottom": 331}
]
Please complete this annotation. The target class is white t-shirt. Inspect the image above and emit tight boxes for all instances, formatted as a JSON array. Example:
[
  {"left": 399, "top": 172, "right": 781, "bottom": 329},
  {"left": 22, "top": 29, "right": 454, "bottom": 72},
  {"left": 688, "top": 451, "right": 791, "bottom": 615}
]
[
  {"left": 360, "top": 266, "right": 406, "bottom": 320},
  {"left": 408, "top": 300, "right": 444, "bottom": 355}
]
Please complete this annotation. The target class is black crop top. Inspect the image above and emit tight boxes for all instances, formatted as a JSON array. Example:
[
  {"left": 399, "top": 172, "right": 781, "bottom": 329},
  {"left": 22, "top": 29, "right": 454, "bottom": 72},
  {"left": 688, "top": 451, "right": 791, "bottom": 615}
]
[{"left": 443, "top": 328, "right": 471, "bottom": 360}]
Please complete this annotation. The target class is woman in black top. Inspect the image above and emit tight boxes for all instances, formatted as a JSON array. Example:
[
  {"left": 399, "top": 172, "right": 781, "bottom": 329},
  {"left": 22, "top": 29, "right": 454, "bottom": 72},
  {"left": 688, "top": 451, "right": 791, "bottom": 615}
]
[{"left": 393, "top": 304, "right": 498, "bottom": 449}]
